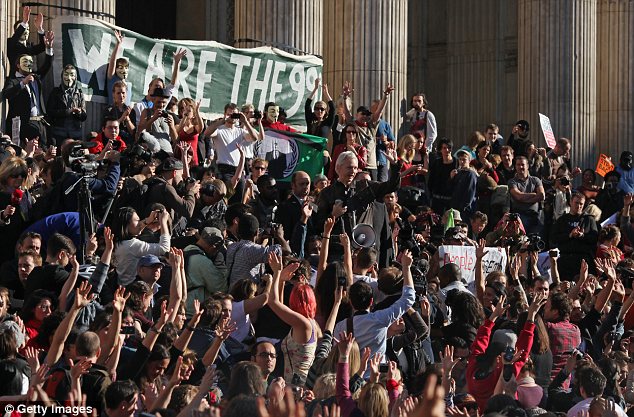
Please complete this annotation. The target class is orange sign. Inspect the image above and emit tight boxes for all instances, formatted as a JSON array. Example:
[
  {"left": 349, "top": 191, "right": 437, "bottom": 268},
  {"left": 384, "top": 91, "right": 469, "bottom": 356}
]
[{"left": 596, "top": 154, "right": 615, "bottom": 177}]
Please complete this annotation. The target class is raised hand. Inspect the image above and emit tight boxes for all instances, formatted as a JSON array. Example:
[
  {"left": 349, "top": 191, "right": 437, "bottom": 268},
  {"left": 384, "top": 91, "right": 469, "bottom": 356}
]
[
  {"left": 625, "top": 193, "right": 634, "bottom": 207},
  {"left": 324, "top": 217, "right": 335, "bottom": 237},
  {"left": 169, "top": 356, "right": 186, "bottom": 386},
  {"left": 439, "top": 345, "right": 460, "bottom": 381},
  {"left": 104, "top": 226, "right": 114, "bottom": 252},
  {"left": 401, "top": 249, "right": 413, "bottom": 268},
  {"left": 173, "top": 48, "right": 187, "bottom": 63},
  {"left": 358, "top": 346, "right": 371, "bottom": 376},
  {"left": 475, "top": 238, "right": 489, "bottom": 260},
  {"left": 75, "top": 280, "right": 94, "bottom": 309},
  {"left": 490, "top": 294, "right": 508, "bottom": 322},
  {"left": 112, "top": 286, "right": 129, "bottom": 312},
  {"left": 35, "top": 13, "right": 44, "bottom": 32},
  {"left": 215, "top": 317, "right": 237, "bottom": 341},
  {"left": 44, "top": 31, "right": 55, "bottom": 48},
  {"left": 336, "top": 331, "right": 355, "bottom": 357},
  {"left": 69, "top": 358, "right": 92, "bottom": 380},
  {"left": 268, "top": 251, "right": 283, "bottom": 273},
  {"left": 420, "top": 296, "right": 431, "bottom": 319},
  {"left": 368, "top": 352, "right": 384, "bottom": 381},
  {"left": 114, "top": 29, "right": 123, "bottom": 44},
  {"left": 383, "top": 83, "right": 395, "bottom": 96},
  {"left": 527, "top": 292, "right": 547, "bottom": 321},
  {"left": 22, "top": 6, "right": 31, "bottom": 24},
  {"left": 280, "top": 261, "right": 300, "bottom": 282},
  {"left": 24, "top": 346, "right": 40, "bottom": 373}
]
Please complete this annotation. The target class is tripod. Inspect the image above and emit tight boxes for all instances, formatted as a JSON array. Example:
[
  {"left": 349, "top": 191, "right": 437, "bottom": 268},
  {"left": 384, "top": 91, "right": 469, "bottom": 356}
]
[{"left": 65, "top": 174, "right": 95, "bottom": 264}]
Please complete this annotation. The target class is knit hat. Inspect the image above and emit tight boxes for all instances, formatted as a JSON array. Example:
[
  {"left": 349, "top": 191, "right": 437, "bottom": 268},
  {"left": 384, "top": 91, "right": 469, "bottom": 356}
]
[
  {"left": 516, "top": 376, "right": 543, "bottom": 408},
  {"left": 491, "top": 329, "right": 518, "bottom": 348},
  {"left": 0, "top": 320, "right": 25, "bottom": 347}
]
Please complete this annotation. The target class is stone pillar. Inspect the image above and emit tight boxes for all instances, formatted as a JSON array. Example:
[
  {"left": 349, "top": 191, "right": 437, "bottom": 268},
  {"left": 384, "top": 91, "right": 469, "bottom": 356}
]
[
  {"left": 234, "top": 0, "right": 322, "bottom": 56},
  {"left": 176, "top": 0, "right": 234, "bottom": 45},
  {"left": 517, "top": 0, "right": 597, "bottom": 169},
  {"left": 597, "top": 0, "right": 634, "bottom": 160},
  {"left": 407, "top": 0, "right": 428, "bottom": 129},
  {"left": 322, "top": 0, "right": 408, "bottom": 136}
]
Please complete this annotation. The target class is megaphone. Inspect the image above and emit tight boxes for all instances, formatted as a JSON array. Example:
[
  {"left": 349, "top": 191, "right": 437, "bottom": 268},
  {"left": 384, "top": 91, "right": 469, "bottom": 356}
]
[{"left": 351, "top": 223, "right": 376, "bottom": 248}]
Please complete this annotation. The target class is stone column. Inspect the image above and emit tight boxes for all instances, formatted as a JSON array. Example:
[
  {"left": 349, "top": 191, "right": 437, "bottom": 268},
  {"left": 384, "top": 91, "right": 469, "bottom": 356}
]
[
  {"left": 322, "top": 0, "right": 408, "bottom": 137},
  {"left": 176, "top": 0, "right": 234, "bottom": 45},
  {"left": 597, "top": 0, "right": 634, "bottom": 160},
  {"left": 517, "top": 0, "right": 597, "bottom": 169},
  {"left": 234, "top": 0, "right": 322, "bottom": 56}
]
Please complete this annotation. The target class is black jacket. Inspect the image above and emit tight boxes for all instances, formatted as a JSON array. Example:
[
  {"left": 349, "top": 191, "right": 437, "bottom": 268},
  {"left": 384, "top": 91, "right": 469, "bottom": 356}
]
[
  {"left": 2, "top": 53, "right": 52, "bottom": 125},
  {"left": 7, "top": 24, "right": 45, "bottom": 70}
]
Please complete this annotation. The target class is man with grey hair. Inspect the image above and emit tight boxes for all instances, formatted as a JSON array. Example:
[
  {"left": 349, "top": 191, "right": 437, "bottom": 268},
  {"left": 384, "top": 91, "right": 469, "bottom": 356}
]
[{"left": 316, "top": 150, "right": 402, "bottom": 265}]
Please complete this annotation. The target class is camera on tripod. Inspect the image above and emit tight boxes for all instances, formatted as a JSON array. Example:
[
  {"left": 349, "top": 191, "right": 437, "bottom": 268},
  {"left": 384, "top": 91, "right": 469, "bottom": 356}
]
[
  {"left": 68, "top": 144, "right": 102, "bottom": 176},
  {"left": 520, "top": 233, "right": 546, "bottom": 252}
]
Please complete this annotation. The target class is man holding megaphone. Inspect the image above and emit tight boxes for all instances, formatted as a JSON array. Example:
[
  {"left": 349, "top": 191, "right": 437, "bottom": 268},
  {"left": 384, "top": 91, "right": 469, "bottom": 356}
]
[{"left": 316, "top": 150, "right": 402, "bottom": 267}]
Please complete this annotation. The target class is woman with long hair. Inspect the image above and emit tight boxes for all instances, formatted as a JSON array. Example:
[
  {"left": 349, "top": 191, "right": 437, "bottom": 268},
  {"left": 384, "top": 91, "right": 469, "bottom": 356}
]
[
  {"left": 466, "top": 294, "right": 544, "bottom": 412},
  {"left": 268, "top": 252, "right": 318, "bottom": 383},
  {"left": 596, "top": 225, "right": 624, "bottom": 263},
  {"left": 0, "top": 157, "right": 34, "bottom": 264},
  {"left": 516, "top": 310, "right": 552, "bottom": 389},
  {"left": 443, "top": 291, "right": 486, "bottom": 346},
  {"left": 176, "top": 98, "right": 204, "bottom": 166},
  {"left": 328, "top": 123, "right": 368, "bottom": 180},
  {"left": 396, "top": 134, "right": 426, "bottom": 187},
  {"left": 305, "top": 78, "right": 335, "bottom": 139},
  {"left": 19, "top": 289, "right": 55, "bottom": 343},
  {"left": 112, "top": 206, "right": 171, "bottom": 286}
]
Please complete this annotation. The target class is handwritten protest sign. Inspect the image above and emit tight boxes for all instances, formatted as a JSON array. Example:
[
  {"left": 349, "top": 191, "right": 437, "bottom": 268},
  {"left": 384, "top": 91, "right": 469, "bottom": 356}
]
[
  {"left": 539, "top": 113, "right": 557, "bottom": 149},
  {"left": 596, "top": 154, "right": 615, "bottom": 177},
  {"left": 438, "top": 245, "right": 508, "bottom": 291}
]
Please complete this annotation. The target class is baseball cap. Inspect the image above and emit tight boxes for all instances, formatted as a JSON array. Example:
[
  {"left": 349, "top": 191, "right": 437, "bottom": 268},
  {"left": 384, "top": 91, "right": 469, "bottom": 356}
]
[
  {"left": 137, "top": 254, "right": 165, "bottom": 268},
  {"left": 0, "top": 320, "right": 25, "bottom": 347},
  {"left": 157, "top": 157, "right": 184, "bottom": 172},
  {"left": 150, "top": 87, "right": 170, "bottom": 98},
  {"left": 200, "top": 227, "right": 224, "bottom": 245},
  {"left": 356, "top": 106, "right": 372, "bottom": 116}
]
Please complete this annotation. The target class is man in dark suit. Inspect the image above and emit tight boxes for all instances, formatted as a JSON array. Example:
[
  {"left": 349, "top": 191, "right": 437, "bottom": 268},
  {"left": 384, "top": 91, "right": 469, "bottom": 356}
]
[
  {"left": 277, "top": 171, "right": 315, "bottom": 246},
  {"left": 2, "top": 31, "right": 55, "bottom": 146},
  {"left": 6, "top": 6, "right": 46, "bottom": 69}
]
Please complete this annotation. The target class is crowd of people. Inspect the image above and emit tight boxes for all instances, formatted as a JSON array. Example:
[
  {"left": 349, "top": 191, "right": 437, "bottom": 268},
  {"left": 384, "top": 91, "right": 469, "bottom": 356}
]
[{"left": 1, "top": 6, "right": 634, "bottom": 417}]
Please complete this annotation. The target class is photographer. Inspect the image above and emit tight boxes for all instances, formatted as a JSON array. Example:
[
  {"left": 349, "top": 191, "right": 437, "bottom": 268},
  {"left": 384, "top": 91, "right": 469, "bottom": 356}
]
[
  {"left": 88, "top": 117, "right": 127, "bottom": 155},
  {"left": 552, "top": 192, "right": 599, "bottom": 281},
  {"left": 137, "top": 87, "right": 177, "bottom": 153},
  {"left": 56, "top": 139, "right": 121, "bottom": 213}
]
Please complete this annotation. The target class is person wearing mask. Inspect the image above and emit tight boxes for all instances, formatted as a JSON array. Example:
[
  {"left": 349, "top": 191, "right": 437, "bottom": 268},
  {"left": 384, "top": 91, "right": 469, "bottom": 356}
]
[{"left": 46, "top": 64, "right": 87, "bottom": 145}]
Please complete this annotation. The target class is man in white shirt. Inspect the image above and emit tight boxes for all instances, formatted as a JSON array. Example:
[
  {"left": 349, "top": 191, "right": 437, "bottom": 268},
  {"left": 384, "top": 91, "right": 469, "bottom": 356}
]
[
  {"left": 567, "top": 366, "right": 626, "bottom": 417},
  {"left": 205, "top": 103, "right": 260, "bottom": 201}
]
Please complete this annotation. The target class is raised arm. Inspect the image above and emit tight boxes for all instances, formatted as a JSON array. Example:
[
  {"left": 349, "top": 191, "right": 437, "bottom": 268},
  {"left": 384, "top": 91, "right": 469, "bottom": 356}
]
[
  {"left": 201, "top": 317, "right": 237, "bottom": 366},
  {"left": 173, "top": 299, "right": 204, "bottom": 352},
  {"left": 45, "top": 281, "right": 94, "bottom": 366},
  {"left": 474, "top": 239, "right": 488, "bottom": 305},
  {"left": 340, "top": 233, "right": 354, "bottom": 288},
  {"left": 229, "top": 143, "right": 246, "bottom": 190},
  {"left": 267, "top": 252, "right": 312, "bottom": 333},
  {"left": 58, "top": 255, "right": 80, "bottom": 312},
  {"left": 371, "top": 83, "right": 394, "bottom": 124},
  {"left": 165, "top": 249, "right": 184, "bottom": 323},
  {"left": 316, "top": 217, "right": 335, "bottom": 284},
  {"left": 192, "top": 100, "right": 204, "bottom": 134},
  {"left": 308, "top": 78, "right": 320, "bottom": 101},
  {"left": 243, "top": 277, "right": 271, "bottom": 315},
  {"left": 107, "top": 30, "right": 124, "bottom": 80},
  {"left": 98, "top": 286, "right": 129, "bottom": 367},
  {"left": 170, "top": 49, "right": 187, "bottom": 88},
  {"left": 341, "top": 81, "right": 353, "bottom": 123}
]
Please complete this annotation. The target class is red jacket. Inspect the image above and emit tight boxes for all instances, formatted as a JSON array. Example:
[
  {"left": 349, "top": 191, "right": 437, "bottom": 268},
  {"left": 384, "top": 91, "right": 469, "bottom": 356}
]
[
  {"left": 88, "top": 133, "right": 127, "bottom": 154},
  {"left": 466, "top": 319, "right": 535, "bottom": 412}
]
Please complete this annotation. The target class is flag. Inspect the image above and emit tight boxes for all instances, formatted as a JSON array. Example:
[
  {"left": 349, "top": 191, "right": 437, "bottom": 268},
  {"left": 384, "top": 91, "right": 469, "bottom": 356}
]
[
  {"left": 254, "top": 129, "right": 327, "bottom": 182},
  {"left": 444, "top": 209, "right": 455, "bottom": 232},
  {"left": 601, "top": 212, "right": 618, "bottom": 227}
]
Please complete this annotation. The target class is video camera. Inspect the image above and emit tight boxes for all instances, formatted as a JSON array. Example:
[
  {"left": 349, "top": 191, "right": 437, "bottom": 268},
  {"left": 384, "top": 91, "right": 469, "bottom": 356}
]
[{"left": 68, "top": 143, "right": 102, "bottom": 176}]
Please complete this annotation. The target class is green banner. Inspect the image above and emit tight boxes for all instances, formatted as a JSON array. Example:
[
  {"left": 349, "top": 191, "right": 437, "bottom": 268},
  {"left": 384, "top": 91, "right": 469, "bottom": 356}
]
[
  {"left": 51, "top": 16, "right": 323, "bottom": 128},
  {"left": 256, "top": 130, "right": 327, "bottom": 182}
]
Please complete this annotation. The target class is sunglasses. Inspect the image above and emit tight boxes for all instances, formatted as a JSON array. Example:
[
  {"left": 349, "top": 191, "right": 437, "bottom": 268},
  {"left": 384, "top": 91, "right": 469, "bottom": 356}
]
[
  {"left": 253, "top": 166, "right": 267, "bottom": 171},
  {"left": 9, "top": 172, "right": 27, "bottom": 179},
  {"left": 314, "top": 107, "right": 326, "bottom": 111}
]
